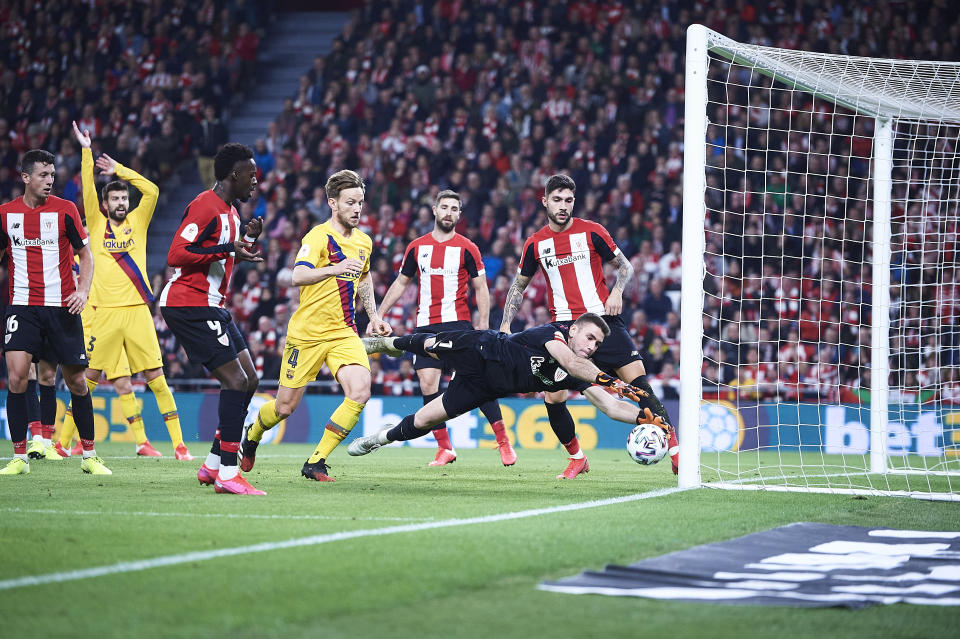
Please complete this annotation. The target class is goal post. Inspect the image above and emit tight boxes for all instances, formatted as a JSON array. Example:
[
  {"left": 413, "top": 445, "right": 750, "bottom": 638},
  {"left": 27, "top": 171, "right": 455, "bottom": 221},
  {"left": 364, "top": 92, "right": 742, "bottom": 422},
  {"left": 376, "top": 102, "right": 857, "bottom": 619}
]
[{"left": 680, "top": 24, "right": 960, "bottom": 500}]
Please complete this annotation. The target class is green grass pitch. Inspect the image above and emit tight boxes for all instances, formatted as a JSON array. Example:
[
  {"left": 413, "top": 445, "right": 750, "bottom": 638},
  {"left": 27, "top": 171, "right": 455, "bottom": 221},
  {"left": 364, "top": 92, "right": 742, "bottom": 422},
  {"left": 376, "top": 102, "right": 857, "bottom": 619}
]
[{"left": 0, "top": 441, "right": 956, "bottom": 638}]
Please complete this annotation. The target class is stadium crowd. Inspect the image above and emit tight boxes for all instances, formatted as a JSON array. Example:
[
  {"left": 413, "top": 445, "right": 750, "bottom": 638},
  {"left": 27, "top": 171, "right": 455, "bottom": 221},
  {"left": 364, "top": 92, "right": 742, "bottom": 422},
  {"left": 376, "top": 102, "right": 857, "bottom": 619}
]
[
  {"left": 190, "top": 0, "right": 960, "bottom": 404},
  {"left": 0, "top": 0, "right": 269, "bottom": 202},
  {"left": 5, "top": 0, "right": 960, "bottom": 404}
]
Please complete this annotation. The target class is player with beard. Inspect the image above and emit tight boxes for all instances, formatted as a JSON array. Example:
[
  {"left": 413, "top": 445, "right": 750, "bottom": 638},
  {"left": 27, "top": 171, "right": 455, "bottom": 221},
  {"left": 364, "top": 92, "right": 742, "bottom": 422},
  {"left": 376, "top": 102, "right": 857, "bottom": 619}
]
[
  {"left": 159, "top": 143, "right": 264, "bottom": 494},
  {"left": 239, "top": 169, "right": 391, "bottom": 483},
  {"left": 0, "top": 148, "right": 106, "bottom": 475},
  {"left": 371, "top": 190, "right": 515, "bottom": 467},
  {"left": 57, "top": 122, "right": 194, "bottom": 461},
  {"left": 498, "top": 174, "right": 679, "bottom": 479}
]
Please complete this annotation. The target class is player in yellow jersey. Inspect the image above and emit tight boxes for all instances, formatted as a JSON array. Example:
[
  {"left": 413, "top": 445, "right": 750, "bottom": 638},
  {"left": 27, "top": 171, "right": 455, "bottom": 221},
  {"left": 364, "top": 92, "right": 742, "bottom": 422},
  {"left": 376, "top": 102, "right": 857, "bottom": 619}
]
[
  {"left": 240, "top": 169, "right": 391, "bottom": 481},
  {"left": 62, "top": 122, "right": 194, "bottom": 460}
]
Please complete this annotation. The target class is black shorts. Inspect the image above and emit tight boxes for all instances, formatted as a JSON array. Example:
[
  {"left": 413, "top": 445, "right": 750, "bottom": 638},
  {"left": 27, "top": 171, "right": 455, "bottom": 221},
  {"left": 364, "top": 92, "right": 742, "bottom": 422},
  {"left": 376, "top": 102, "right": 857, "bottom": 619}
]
[
  {"left": 435, "top": 335, "right": 499, "bottom": 418},
  {"left": 412, "top": 320, "right": 474, "bottom": 371},
  {"left": 161, "top": 306, "right": 248, "bottom": 372},
  {"left": 556, "top": 314, "right": 642, "bottom": 373},
  {"left": 3, "top": 305, "right": 88, "bottom": 366}
]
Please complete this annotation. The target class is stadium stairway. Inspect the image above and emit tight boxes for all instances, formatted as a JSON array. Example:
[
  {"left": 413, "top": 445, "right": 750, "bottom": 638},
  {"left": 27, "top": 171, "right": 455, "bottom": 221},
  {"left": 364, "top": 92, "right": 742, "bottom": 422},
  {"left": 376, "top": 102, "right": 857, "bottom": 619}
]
[{"left": 147, "top": 11, "right": 350, "bottom": 276}]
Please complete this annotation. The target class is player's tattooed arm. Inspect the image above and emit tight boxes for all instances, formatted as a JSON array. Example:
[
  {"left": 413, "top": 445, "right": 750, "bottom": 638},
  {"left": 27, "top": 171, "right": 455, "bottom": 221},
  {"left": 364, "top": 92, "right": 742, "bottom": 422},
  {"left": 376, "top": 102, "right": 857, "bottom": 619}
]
[
  {"left": 610, "top": 252, "right": 634, "bottom": 293},
  {"left": 359, "top": 272, "right": 392, "bottom": 336},
  {"left": 357, "top": 276, "right": 377, "bottom": 318},
  {"left": 498, "top": 273, "right": 531, "bottom": 333},
  {"left": 604, "top": 253, "right": 633, "bottom": 316}
]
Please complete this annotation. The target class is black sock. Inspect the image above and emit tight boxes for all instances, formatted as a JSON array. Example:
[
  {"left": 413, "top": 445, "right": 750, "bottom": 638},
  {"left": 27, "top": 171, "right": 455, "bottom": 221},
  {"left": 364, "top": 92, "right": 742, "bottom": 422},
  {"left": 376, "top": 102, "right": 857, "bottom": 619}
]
[
  {"left": 243, "top": 388, "right": 256, "bottom": 411},
  {"left": 630, "top": 375, "right": 674, "bottom": 431},
  {"left": 394, "top": 334, "right": 432, "bottom": 357},
  {"left": 25, "top": 379, "right": 39, "bottom": 425},
  {"left": 218, "top": 389, "right": 247, "bottom": 466},
  {"left": 386, "top": 414, "right": 428, "bottom": 442},
  {"left": 71, "top": 392, "right": 95, "bottom": 442},
  {"left": 39, "top": 384, "right": 56, "bottom": 428},
  {"left": 545, "top": 401, "right": 576, "bottom": 445},
  {"left": 479, "top": 399, "right": 503, "bottom": 424},
  {"left": 7, "top": 391, "right": 27, "bottom": 443},
  {"left": 423, "top": 391, "right": 446, "bottom": 431}
]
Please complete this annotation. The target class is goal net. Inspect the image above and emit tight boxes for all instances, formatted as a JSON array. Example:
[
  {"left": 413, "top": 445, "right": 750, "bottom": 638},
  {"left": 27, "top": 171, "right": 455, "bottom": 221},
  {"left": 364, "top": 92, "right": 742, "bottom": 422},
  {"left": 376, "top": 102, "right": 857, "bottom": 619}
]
[{"left": 679, "top": 24, "right": 960, "bottom": 501}]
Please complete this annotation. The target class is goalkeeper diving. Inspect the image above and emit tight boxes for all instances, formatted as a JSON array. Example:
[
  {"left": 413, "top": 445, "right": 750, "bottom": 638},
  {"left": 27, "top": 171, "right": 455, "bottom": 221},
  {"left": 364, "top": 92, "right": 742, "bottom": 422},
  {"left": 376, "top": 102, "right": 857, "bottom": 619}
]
[{"left": 351, "top": 313, "right": 671, "bottom": 475}]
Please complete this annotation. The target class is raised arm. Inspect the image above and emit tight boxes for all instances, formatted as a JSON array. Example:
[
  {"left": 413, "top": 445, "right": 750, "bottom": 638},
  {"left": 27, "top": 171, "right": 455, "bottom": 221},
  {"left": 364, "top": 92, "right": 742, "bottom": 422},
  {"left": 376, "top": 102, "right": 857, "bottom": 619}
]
[
  {"left": 73, "top": 122, "right": 103, "bottom": 235},
  {"left": 98, "top": 153, "right": 159, "bottom": 225},
  {"left": 498, "top": 272, "right": 531, "bottom": 333}
]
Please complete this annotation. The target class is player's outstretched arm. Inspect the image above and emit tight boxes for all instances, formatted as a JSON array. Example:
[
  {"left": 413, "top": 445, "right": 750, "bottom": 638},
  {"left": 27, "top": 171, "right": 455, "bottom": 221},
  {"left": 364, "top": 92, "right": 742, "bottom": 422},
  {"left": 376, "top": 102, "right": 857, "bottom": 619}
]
[
  {"left": 544, "top": 339, "right": 607, "bottom": 384},
  {"left": 498, "top": 273, "right": 531, "bottom": 333},
  {"left": 582, "top": 386, "right": 646, "bottom": 424}
]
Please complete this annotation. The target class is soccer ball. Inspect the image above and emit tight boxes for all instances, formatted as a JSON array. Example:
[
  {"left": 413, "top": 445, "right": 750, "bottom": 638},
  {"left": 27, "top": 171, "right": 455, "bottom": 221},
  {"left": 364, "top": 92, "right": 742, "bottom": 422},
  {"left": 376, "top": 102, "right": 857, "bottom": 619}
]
[{"left": 626, "top": 423, "right": 668, "bottom": 465}]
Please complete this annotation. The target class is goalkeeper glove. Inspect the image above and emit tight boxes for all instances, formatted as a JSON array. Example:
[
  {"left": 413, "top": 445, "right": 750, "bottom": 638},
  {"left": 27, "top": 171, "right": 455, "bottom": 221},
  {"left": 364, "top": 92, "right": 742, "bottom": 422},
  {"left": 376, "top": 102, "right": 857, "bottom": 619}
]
[
  {"left": 595, "top": 373, "right": 648, "bottom": 402},
  {"left": 636, "top": 407, "right": 671, "bottom": 434}
]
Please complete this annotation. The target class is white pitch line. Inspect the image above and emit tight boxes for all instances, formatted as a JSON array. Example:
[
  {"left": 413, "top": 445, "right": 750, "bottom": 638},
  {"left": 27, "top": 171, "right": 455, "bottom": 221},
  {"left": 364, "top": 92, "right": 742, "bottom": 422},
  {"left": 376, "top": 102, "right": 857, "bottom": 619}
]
[
  {"left": 0, "top": 486, "right": 684, "bottom": 591},
  {"left": 0, "top": 507, "right": 434, "bottom": 523}
]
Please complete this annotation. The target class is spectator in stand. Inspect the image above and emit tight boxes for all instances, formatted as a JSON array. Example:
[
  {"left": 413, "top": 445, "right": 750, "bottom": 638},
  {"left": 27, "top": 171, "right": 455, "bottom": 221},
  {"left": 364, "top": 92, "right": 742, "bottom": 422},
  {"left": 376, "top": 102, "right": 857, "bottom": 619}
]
[
  {"left": 196, "top": 105, "right": 229, "bottom": 189},
  {"left": 121, "top": 0, "right": 960, "bottom": 404}
]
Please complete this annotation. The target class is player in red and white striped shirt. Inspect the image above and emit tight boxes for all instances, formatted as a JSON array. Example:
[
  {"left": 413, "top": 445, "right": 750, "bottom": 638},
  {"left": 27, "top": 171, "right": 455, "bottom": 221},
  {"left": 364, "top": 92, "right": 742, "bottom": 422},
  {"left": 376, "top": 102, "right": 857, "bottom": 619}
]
[
  {"left": 499, "top": 174, "right": 678, "bottom": 478},
  {"left": 159, "top": 143, "right": 265, "bottom": 495},
  {"left": 0, "top": 149, "right": 108, "bottom": 475},
  {"left": 376, "top": 190, "right": 515, "bottom": 466}
]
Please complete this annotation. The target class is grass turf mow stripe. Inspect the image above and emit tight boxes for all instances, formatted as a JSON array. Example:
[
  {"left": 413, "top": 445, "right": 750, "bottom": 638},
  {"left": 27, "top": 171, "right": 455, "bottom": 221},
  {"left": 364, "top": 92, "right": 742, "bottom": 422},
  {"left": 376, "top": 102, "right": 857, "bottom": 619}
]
[
  {"left": 0, "top": 486, "right": 684, "bottom": 591},
  {"left": 0, "top": 507, "right": 436, "bottom": 522}
]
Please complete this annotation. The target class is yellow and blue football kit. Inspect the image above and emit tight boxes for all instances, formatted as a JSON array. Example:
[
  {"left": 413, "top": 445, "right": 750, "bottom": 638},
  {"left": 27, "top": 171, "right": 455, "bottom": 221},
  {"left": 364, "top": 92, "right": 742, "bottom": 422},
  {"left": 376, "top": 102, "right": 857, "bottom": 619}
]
[
  {"left": 60, "top": 148, "right": 185, "bottom": 452},
  {"left": 248, "top": 221, "right": 373, "bottom": 466},
  {"left": 281, "top": 220, "right": 373, "bottom": 385}
]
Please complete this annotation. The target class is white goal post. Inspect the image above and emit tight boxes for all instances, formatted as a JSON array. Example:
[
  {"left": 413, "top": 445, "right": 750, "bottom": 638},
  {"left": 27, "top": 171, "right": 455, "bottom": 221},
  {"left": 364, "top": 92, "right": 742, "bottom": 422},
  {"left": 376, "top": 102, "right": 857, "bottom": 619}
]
[{"left": 680, "top": 24, "right": 960, "bottom": 501}]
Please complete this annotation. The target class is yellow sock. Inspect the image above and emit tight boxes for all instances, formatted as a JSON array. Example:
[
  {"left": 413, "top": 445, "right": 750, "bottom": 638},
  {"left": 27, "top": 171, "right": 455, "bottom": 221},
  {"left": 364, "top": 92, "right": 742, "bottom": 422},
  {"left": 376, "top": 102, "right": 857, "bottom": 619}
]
[
  {"left": 249, "top": 399, "right": 281, "bottom": 443},
  {"left": 59, "top": 408, "right": 77, "bottom": 448},
  {"left": 60, "top": 378, "right": 99, "bottom": 447},
  {"left": 118, "top": 392, "right": 146, "bottom": 445},
  {"left": 147, "top": 376, "right": 183, "bottom": 448},
  {"left": 308, "top": 398, "right": 365, "bottom": 463}
]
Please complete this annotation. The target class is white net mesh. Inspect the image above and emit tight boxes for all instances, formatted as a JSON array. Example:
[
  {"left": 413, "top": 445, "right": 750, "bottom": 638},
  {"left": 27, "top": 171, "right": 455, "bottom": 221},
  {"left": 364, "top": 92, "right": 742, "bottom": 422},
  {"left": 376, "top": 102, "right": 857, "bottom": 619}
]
[{"left": 693, "top": 29, "right": 960, "bottom": 499}]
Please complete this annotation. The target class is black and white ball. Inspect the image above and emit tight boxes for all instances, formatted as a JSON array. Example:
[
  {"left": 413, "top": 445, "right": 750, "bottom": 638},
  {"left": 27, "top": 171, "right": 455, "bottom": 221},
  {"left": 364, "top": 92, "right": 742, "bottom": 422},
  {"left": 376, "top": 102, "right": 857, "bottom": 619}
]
[{"left": 626, "top": 423, "right": 668, "bottom": 465}]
